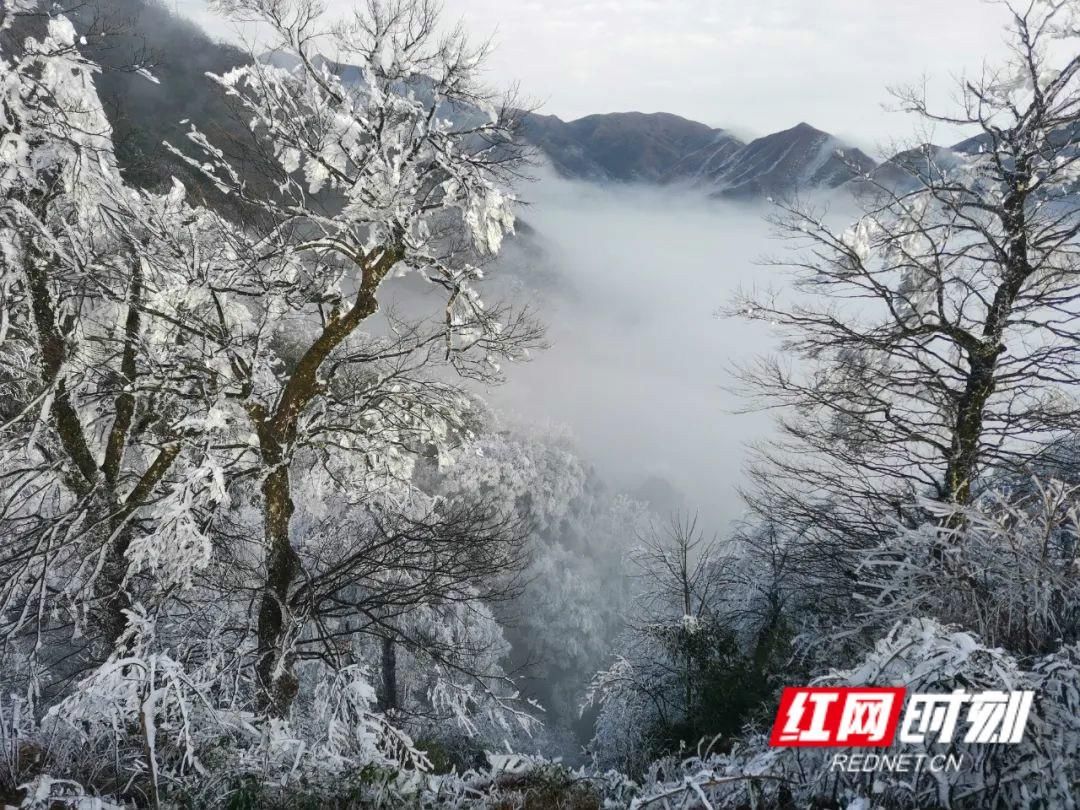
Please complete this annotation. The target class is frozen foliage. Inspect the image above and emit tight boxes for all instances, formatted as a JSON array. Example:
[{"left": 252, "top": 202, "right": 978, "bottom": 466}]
[
  {"left": 0, "top": 0, "right": 240, "bottom": 662},
  {"left": 425, "top": 426, "right": 651, "bottom": 735},
  {"left": 0, "top": 0, "right": 548, "bottom": 805},
  {"left": 583, "top": 475, "right": 1080, "bottom": 800},
  {"left": 734, "top": 0, "right": 1080, "bottom": 574},
  {"left": 176, "top": 0, "right": 527, "bottom": 366},
  {"left": 7, "top": 0, "right": 1080, "bottom": 806},
  {"left": 859, "top": 477, "right": 1080, "bottom": 654},
  {"left": 585, "top": 518, "right": 782, "bottom": 775},
  {"left": 773, "top": 618, "right": 1080, "bottom": 810},
  {"left": 579, "top": 619, "right": 1080, "bottom": 810},
  {"left": 0, "top": 7, "right": 114, "bottom": 196},
  {"left": 153, "top": 0, "right": 544, "bottom": 719}
]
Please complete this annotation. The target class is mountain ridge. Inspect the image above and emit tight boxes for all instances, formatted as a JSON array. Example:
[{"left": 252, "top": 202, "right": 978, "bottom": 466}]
[
  {"left": 523, "top": 112, "right": 878, "bottom": 199},
  {"left": 68, "top": 0, "right": 980, "bottom": 204}
]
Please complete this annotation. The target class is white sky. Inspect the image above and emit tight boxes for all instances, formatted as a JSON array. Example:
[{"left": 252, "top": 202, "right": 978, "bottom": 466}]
[{"left": 176, "top": 0, "right": 1015, "bottom": 155}]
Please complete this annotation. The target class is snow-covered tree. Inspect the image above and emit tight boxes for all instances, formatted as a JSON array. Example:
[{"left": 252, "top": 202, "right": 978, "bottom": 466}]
[
  {"left": 735, "top": 0, "right": 1080, "bottom": 584},
  {"left": 428, "top": 426, "right": 648, "bottom": 737},
  {"left": 164, "top": 0, "right": 541, "bottom": 715},
  {"left": 858, "top": 476, "right": 1080, "bottom": 655},
  {"left": 585, "top": 517, "right": 776, "bottom": 774},
  {"left": 605, "top": 617, "right": 1080, "bottom": 810},
  {"left": 0, "top": 0, "right": 245, "bottom": 689},
  {"left": 1, "top": 0, "right": 545, "bottom": 802}
]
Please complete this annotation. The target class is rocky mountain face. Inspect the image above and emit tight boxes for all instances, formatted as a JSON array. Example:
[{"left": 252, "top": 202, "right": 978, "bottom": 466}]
[
  {"left": 845, "top": 143, "right": 965, "bottom": 194},
  {"left": 524, "top": 114, "right": 876, "bottom": 199},
  {"left": 689, "top": 122, "right": 875, "bottom": 199},
  {"left": 521, "top": 111, "right": 741, "bottom": 184}
]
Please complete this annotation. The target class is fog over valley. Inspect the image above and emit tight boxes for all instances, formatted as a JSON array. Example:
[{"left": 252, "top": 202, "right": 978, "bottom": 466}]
[{"left": 480, "top": 172, "right": 779, "bottom": 531}]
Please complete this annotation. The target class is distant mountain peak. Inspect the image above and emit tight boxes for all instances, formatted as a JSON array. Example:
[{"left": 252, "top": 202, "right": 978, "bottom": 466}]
[
  {"left": 251, "top": 53, "right": 876, "bottom": 200},
  {"left": 522, "top": 110, "right": 739, "bottom": 184},
  {"left": 843, "top": 142, "right": 967, "bottom": 195},
  {"left": 684, "top": 120, "right": 873, "bottom": 198},
  {"left": 523, "top": 111, "right": 877, "bottom": 199}
]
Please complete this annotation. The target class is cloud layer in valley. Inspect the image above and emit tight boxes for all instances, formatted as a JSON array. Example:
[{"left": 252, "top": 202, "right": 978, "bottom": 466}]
[{"left": 471, "top": 170, "right": 784, "bottom": 533}]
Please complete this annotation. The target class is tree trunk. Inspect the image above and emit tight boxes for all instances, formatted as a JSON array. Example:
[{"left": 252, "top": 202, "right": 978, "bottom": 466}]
[
  {"left": 943, "top": 181, "right": 1029, "bottom": 505},
  {"left": 378, "top": 635, "right": 399, "bottom": 713},
  {"left": 255, "top": 458, "right": 301, "bottom": 715},
  {"left": 26, "top": 248, "right": 177, "bottom": 655},
  {"left": 248, "top": 244, "right": 402, "bottom": 717},
  {"left": 943, "top": 350, "right": 999, "bottom": 504},
  {"left": 95, "top": 267, "right": 144, "bottom": 650}
]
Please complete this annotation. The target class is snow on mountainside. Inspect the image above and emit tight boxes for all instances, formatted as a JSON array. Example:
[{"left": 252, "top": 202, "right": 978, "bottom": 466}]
[
  {"left": 844, "top": 143, "right": 967, "bottom": 195},
  {"left": 525, "top": 114, "right": 876, "bottom": 199},
  {"left": 64, "top": 0, "right": 993, "bottom": 205},
  {"left": 692, "top": 121, "right": 876, "bottom": 199},
  {"left": 521, "top": 111, "right": 741, "bottom": 183}
]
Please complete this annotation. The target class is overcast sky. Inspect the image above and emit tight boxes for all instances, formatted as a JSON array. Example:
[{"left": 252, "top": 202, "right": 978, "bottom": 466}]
[{"left": 176, "top": 0, "right": 1013, "bottom": 154}]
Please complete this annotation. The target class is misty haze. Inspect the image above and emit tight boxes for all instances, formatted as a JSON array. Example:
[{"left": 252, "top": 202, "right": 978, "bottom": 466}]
[{"left": 480, "top": 174, "right": 778, "bottom": 530}]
